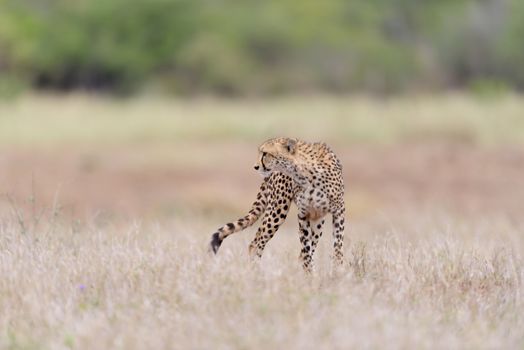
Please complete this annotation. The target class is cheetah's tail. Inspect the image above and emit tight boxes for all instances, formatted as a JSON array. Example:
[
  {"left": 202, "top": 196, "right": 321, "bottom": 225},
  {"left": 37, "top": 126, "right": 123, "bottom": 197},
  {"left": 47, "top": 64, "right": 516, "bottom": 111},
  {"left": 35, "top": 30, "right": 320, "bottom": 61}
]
[{"left": 209, "top": 187, "right": 269, "bottom": 254}]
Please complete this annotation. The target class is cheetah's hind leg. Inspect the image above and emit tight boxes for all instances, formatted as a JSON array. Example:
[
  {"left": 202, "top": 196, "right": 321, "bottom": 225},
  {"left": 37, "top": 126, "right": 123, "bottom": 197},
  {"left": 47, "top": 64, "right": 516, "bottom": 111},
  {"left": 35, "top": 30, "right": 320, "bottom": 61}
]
[{"left": 248, "top": 194, "right": 292, "bottom": 259}]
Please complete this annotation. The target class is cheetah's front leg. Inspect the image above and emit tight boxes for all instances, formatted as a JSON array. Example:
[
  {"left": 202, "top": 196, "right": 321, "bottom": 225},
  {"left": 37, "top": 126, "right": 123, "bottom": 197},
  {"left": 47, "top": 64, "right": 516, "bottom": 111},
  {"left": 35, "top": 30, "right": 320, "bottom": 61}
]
[
  {"left": 332, "top": 206, "right": 345, "bottom": 267},
  {"left": 297, "top": 214, "right": 313, "bottom": 272},
  {"left": 297, "top": 214, "right": 325, "bottom": 273},
  {"left": 309, "top": 217, "right": 324, "bottom": 257}
]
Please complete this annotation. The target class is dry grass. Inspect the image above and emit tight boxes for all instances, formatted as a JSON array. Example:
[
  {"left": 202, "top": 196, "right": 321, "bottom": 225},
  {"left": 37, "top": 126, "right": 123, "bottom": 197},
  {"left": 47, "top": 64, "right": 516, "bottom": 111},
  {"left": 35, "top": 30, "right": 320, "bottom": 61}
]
[
  {"left": 1, "top": 93, "right": 524, "bottom": 349},
  {"left": 1, "top": 210, "right": 523, "bottom": 350}
]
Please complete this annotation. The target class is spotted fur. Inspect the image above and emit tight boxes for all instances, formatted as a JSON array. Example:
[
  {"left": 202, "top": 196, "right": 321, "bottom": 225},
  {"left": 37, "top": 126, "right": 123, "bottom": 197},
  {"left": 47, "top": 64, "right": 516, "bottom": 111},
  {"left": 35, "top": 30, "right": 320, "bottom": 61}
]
[{"left": 210, "top": 137, "right": 346, "bottom": 272}]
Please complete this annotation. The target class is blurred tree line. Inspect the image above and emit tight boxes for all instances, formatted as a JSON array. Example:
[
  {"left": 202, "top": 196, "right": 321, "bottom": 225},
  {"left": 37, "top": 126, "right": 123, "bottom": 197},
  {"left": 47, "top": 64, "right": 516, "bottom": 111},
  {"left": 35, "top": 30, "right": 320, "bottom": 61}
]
[{"left": 0, "top": 0, "right": 523, "bottom": 95}]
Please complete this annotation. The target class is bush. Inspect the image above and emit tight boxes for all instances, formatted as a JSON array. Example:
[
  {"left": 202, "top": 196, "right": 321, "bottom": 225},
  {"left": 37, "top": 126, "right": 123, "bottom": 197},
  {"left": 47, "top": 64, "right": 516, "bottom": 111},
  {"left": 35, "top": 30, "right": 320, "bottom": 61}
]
[
  {"left": 0, "top": 0, "right": 524, "bottom": 95},
  {"left": 0, "top": 0, "right": 197, "bottom": 93}
]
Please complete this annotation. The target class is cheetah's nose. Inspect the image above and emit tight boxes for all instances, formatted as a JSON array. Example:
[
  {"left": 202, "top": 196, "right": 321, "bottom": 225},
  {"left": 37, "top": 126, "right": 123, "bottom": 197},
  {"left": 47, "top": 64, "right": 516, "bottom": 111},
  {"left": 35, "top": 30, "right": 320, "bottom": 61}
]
[{"left": 254, "top": 165, "right": 260, "bottom": 170}]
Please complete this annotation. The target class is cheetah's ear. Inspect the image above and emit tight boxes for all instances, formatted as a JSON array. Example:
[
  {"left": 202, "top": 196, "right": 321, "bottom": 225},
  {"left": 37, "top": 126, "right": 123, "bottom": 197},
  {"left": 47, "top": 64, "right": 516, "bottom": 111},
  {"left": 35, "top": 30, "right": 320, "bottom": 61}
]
[{"left": 286, "top": 138, "right": 297, "bottom": 154}]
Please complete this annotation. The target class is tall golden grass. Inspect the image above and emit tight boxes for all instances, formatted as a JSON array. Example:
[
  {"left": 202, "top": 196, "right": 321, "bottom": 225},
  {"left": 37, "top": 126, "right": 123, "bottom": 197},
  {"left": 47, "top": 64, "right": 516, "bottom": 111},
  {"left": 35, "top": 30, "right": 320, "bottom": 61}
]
[
  {"left": 1, "top": 210, "right": 522, "bottom": 349},
  {"left": 1, "top": 94, "right": 523, "bottom": 348}
]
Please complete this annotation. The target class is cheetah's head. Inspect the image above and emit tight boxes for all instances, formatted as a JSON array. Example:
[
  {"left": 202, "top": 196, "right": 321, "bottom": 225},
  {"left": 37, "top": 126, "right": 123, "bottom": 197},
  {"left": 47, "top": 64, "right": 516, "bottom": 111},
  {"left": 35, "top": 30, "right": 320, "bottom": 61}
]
[{"left": 254, "top": 137, "right": 298, "bottom": 178}]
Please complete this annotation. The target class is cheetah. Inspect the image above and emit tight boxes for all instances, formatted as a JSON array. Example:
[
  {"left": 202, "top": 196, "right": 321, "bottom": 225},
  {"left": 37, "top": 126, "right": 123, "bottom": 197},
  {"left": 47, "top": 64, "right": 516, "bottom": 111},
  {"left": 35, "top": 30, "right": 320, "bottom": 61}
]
[{"left": 209, "top": 137, "right": 346, "bottom": 272}]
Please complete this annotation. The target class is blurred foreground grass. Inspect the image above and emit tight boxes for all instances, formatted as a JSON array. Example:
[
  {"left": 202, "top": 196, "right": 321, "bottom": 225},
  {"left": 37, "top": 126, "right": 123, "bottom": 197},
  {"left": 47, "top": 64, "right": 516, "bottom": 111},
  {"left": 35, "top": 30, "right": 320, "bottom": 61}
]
[
  {"left": 1, "top": 93, "right": 524, "bottom": 148},
  {"left": 0, "top": 211, "right": 523, "bottom": 349}
]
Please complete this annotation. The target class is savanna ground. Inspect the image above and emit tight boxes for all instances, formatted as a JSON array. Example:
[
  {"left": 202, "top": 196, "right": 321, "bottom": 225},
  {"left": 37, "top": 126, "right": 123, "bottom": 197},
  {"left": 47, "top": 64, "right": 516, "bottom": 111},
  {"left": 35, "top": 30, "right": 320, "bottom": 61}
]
[{"left": 1, "top": 94, "right": 524, "bottom": 349}]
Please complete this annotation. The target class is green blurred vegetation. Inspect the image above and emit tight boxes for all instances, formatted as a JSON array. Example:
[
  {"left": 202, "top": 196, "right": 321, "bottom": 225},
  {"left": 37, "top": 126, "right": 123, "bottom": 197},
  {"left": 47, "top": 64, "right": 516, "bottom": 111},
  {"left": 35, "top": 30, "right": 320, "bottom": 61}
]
[
  {"left": 2, "top": 94, "right": 524, "bottom": 147},
  {"left": 1, "top": 0, "right": 524, "bottom": 95}
]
